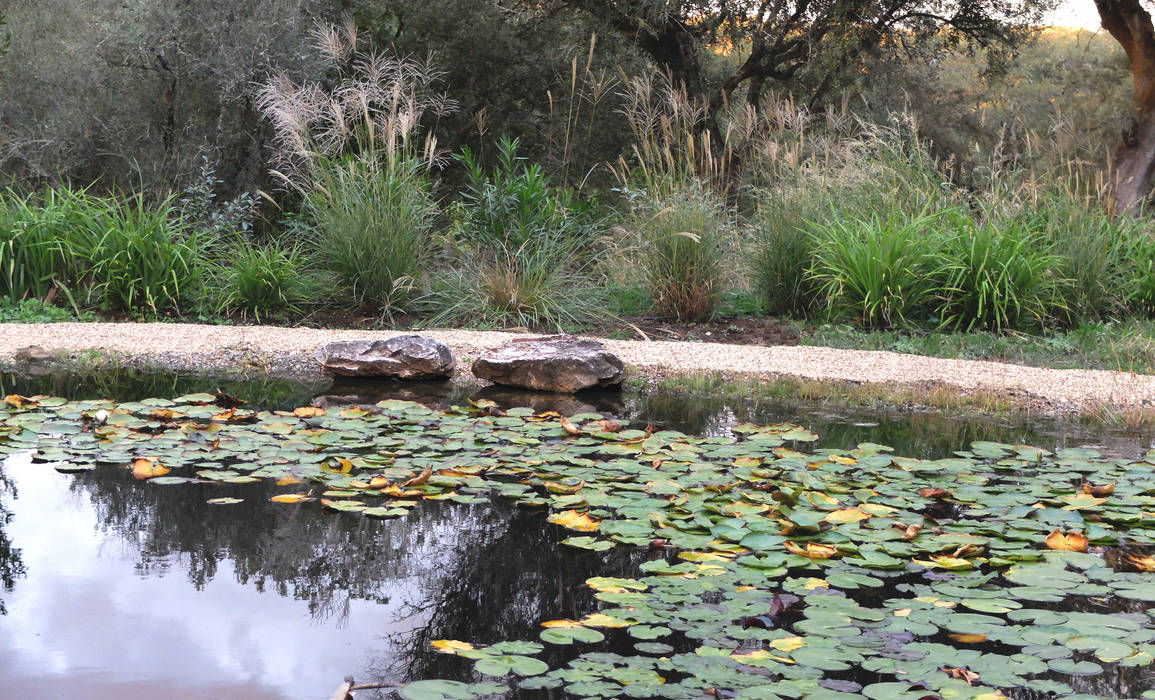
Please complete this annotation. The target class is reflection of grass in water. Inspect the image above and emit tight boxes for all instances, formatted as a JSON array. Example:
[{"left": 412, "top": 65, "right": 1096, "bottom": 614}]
[
  {"left": 628, "top": 378, "right": 1048, "bottom": 458},
  {"left": 0, "top": 369, "right": 330, "bottom": 410}
]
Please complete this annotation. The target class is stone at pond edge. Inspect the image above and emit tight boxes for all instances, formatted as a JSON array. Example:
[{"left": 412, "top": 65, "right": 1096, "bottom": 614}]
[
  {"left": 471, "top": 335, "right": 624, "bottom": 393},
  {"left": 315, "top": 336, "right": 455, "bottom": 380}
]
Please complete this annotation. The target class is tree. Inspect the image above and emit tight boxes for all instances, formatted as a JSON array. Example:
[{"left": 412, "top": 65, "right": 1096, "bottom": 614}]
[
  {"left": 1094, "top": 0, "right": 1155, "bottom": 214},
  {"left": 537, "top": 1, "right": 1053, "bottom": 116}
]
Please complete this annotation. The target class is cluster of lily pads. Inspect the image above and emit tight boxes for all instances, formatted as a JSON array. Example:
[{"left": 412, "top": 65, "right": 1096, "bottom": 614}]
[{"left": 2, "top": 392, "right": 1155, "bottom": 700}]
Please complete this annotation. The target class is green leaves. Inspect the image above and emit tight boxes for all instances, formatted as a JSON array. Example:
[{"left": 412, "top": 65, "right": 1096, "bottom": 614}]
[
  {"left": 10, "top": 394, "right": 1155, "bottom": 700},
  {"left": 398, "top": 680, "right": 508, "bottom": 700},
  {"left": 540, "top": 626, "right": 605, "bottom": 645}
]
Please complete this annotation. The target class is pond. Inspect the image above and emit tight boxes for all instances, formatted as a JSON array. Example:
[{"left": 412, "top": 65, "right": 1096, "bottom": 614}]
[{"left": 0, "top": 369, "right": 1153, "bottom": 700}]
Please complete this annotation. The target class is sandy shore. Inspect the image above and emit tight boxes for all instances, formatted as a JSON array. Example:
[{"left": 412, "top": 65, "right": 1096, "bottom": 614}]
[{"left": 5, "top": 322, "right": 1155, "bottom": 412}]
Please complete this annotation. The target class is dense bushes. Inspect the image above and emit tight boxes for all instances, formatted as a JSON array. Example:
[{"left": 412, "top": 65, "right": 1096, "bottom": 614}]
[
  {"left": 630, "top": 186, "right": 730, "bottom": 322},
  {"left": 749, "top": 187, "right": 1155, "bottom": 333},
  {"left": 427, "top": 138, "right": 609, "bottom": 330},
  {"left": 3, "top": 23, "right": 1155, "bottom": 337},
  {"left": 0, "top": 187, "right": 203, "bottom": 317}
]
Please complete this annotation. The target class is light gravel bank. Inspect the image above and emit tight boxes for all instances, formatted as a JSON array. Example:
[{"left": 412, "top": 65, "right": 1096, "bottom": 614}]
[{"left": 4, "top": 322, "right": 1154, "bottom": 414}]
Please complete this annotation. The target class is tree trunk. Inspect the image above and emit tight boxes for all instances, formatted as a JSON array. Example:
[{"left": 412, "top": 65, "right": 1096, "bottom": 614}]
[
  {"left": 1095, "top": 0, "right": 1155, "bottom": 214},
  {"left": 1112, "top": 109, "right": 1155, "bottom": 215}
]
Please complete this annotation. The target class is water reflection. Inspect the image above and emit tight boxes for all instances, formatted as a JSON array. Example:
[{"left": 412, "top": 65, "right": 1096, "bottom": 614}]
[
  {"left": 2, "top": 369, "right": 1154, "bottom": 698},
  {"left": 0, "top": 469, "right": 23, "bottom": 615},
  {"left": 0, "top": 451, "right": 631, "bottom": 698}
]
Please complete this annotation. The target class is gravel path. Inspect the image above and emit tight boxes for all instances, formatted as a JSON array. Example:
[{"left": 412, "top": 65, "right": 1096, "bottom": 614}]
[{"left": 4, "top": 322, "right": 1154, "bottom": 410}]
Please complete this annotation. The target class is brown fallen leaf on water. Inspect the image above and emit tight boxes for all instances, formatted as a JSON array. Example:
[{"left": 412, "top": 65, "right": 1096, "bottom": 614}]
[
  {"left": 131, "top": 457, "right": 169, "bottom": 480},
  {"left": 941, "top": 666, "right": 980, "bottom": 685},
  {"left": 4, "top": 394, "right": 37, "bottom": 408},
  {"left": 548, "top": 509, "right": 600, "bottom": 532},
  {"left": 380, "top": 485, "right": 423, "bottom": 498},
  {"left": 824, "top": 507, "right": 870, "bottom": 524},
  {"left": 150, "top": 408, "right": 180, "bottom": 421},
  {"left": 324, "top": 457, "right": 354, "bottom": 475},
  {"left": 783, "top": 541, "right": 838, "bottom": 559},
  {"left": 430, "top": 640, "right": 474, "bottom": 653},
  {"left": 540, "top": 618, "right": 583, "bottom": 628},
  {"left": 589, "top": 419, "right": 621, "bottom": 433},
  {"left": 895, "top": 523, "right": 923, "bottom": 540},
  {"left": 1045, "top": 529, "right": 1089, "bottom": 552},
  {"left": 271, "top": 493, "right": 314, "bottom": 504},
  {"left": 918, "top": 487, "right": 952, "bottom": 499},
  {"left": 293, "top": 406, "right": 326, "bottom": 418},
  {"left": 214, "top": 389, "right": 246, "bottom": 408},
  {"left": 948, "top": 632, "right": 988, "bottom": 644},
  {"left": 276, "top": 476, "right": 304, "bottom": 486},
  {"left": 401, "top": 465, "right": 432, "bottom": 488},
  {"left": 1123, "top": 553, "right": 1155, "bottom": 572},
  {"left": 544, "top": 480, "right": 584, "bottom": 494},
  {"left": 559, "top": 415, "right": 582, "bottom": 435},
  {"left": 1083, "top": 482, "right": 1116, "bottom": 497},
  {"left": 368, "top": 475, "right": 391, "bottom": 489}
]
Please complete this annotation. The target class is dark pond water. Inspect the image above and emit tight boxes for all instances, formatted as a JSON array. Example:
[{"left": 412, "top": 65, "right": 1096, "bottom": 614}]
[{"left": 0, "top": 368, "right": 1152, "bottom": 699}]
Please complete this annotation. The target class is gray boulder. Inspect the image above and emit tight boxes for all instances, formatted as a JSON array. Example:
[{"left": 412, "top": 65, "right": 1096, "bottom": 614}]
[
  {"left": 315, "top": 336, "right": 455, "bottom": 380},
  {"left": 471, "top": 335, "right": 624, "bottom": 393}
]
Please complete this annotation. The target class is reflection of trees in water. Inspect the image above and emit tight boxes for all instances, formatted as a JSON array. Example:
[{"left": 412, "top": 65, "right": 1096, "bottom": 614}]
[
  {"left": 2, "top": 370, "right": 328, "bottom": 411},
  {"left": 0, "top": 470, "right": 26, "bottom": 615},
  {"left": 66, "top": 465, "right": 648, "bottom": 691},
  {"left": 625, "top": 393, "right": 1125, "bottom": 458},
  {"left": 70, "top": 467, "right": 504, "bottom": 623},
  {"left": 375, "top": 506, "right": 648, "bottom": 685}
]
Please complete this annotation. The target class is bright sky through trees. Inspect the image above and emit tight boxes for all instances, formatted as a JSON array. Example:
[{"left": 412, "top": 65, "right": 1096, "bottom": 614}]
[{"left": 1049, "top": 1, "right": 1102, "bottom": 29}]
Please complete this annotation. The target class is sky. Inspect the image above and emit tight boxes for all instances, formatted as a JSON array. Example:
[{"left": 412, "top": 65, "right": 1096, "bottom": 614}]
[{"left": 1048, "top": 2, "right": 1103, "bottom": 30}]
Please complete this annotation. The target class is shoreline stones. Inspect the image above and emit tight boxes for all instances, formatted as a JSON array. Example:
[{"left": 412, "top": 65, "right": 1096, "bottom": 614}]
[
  {"left": 471, "top": 335, "right": 624, "bottom": 393},
  {"left": 315, "top": 336, "right": 455, "bottom": 380}
]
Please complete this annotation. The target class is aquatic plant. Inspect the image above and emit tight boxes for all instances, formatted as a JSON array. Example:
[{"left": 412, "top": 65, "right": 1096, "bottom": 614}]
[{"left": 4, "top": 393, "right": 1155, "bottom": 699}]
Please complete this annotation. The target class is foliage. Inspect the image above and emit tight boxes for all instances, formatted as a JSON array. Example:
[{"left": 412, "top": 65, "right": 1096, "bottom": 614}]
[
  {"left": 299, "top": 154, "right": 438, "bottom": 313},
  {"left": 808, "top": 211, "right": 940, "bottom": 328},
  {"left": 427, "top": 241, "right": 609, "bottom": 331},
  {"left": 11, "top": 393, "right": 1155, "bottom": 700},
  {"left": 1006, "top": 192, "right": 1142, "bottom": 324},
  {"left": 751, "top": 205, "right": 818, "bottom": 318},
  {"left": 179, "top": 155, "right": 258, "bottom": 237},
  {"left": 429, "top": 138, "right": 608, "bottom": 331},
  {"left": 541, "top": 0, "right": 1052, "bottom": 124},
  {"left": 936, "top": 215, "right": 1067, "bottom": 332},
  {"left": 631, "top": 186, "right": 730, "bottom": 322},
  {"left": 258, "top": 27, "right": 453, "bottom": 315},
  {"left": 0, "top": 0, "right": 326, "bottom": 194},
  {"left": 0, "top": 185, "right": 101, "bottom": 304},
  {"left": 455, "top": 137, "right": 579, "bottom": 250},
  {"left": 211, "top": 238, "right": 310, "bottom": 321},
  {"left": 85, "top": 194, "right": 205, "bottom": 317},
  {"left": 0, "top": 298, "right": 93, "bottom": 323}
]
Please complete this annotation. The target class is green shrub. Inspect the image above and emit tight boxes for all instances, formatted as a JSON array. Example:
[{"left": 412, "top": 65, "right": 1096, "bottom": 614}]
[
  {"left": 0, "top": 298, "right": 94, "bottom": 323},
  {"left": 428, "top": 138, "right": 607, "bottom": 331},
  {"left": 455, "top": 137, "right": 579, "bottom": 249},
  {"left": 752, "top": 207, "right": 819, "bottom": 318},
  {"left": 212, "top": 239, "right": 310, "bottom": 321},
  {"left": 809, "top": 211, "right": 940, "bottom": 328},
  {"left": 936, "top": 217, "right": 1067, "bottom": 332},
  {"left": 633, "top": 186, "right": 729, "bottom": 322},
  {"left": 0, "top": 186, "right": 103, "bottom": 303},
  {"left": 1009, "top": 194, "right": 1136, "bottom": 324},
  {"left": 300, "top": 155, "right": 438, "bottom": 314},
  {"left": 428, "top": 240, "right": 608, "bottom": 331},
  {"left": 86, "top": 194, "right": 205, "bottom": 317}
]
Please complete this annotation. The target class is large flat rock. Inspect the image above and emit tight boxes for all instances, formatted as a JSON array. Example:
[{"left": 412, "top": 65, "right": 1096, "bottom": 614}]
[
  {"left": 471, "top": 335, "right": 624, "bottom": 393},
  {"left": 315, "top": 336, "right": 455, "bottom": 380}
]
